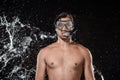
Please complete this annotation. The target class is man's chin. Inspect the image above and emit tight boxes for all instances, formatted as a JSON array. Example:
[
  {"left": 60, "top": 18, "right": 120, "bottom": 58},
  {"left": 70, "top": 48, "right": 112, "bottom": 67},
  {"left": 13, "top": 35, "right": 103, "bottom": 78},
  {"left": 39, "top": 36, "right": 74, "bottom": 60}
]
[{"left": 60, "top": 35, "right": 70, "bottom": 39}]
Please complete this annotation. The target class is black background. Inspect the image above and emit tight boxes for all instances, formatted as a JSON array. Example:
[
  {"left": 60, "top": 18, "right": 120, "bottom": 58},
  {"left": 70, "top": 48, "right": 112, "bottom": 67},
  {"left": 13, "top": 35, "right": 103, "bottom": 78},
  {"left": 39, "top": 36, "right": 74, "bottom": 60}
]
[{"left": 0, "top": 0, "right": 120, "bottom": 80}]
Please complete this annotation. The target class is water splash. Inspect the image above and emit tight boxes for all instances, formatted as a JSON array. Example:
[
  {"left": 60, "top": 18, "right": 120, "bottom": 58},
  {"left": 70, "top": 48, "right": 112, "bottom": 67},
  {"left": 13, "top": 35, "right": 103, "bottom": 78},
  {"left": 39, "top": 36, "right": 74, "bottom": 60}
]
[
  {"left": 0, "top": 15, "right": 56, "bottom": 80},
  {"left": 0, "top": 15, "right": 104, "bottom": 80},
  {"left": 94, "top": 66, "right": 105, "bottom": 80}
]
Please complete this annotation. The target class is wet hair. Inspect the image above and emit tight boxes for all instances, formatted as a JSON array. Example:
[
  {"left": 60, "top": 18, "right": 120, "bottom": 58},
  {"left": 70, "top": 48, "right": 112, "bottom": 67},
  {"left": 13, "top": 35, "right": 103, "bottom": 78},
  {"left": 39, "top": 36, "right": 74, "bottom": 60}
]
[{"left": 54, "top": 12, "right": 74, "bottom": 27}]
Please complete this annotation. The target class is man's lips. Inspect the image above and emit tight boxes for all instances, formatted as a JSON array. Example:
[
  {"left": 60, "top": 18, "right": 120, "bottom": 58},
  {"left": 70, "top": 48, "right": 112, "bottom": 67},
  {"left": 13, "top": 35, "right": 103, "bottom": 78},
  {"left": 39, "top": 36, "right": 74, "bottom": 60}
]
[{"left": 62, "top": 32, "right": 71, "bottom": 36}]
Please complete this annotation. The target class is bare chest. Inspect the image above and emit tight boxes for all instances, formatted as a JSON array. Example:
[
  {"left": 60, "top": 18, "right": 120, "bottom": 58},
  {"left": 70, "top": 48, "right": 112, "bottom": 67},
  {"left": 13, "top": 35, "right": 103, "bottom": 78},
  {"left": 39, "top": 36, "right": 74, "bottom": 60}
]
[{"left": 45, "top": 49, "right": 84, "bottom": 69}]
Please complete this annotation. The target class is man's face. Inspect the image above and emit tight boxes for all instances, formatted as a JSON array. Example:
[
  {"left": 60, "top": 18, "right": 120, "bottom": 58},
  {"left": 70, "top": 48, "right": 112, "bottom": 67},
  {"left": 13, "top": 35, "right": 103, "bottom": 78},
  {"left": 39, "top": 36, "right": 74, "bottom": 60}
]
[{"left": 55, "top": 17, "right": 74, "bottom": 39}]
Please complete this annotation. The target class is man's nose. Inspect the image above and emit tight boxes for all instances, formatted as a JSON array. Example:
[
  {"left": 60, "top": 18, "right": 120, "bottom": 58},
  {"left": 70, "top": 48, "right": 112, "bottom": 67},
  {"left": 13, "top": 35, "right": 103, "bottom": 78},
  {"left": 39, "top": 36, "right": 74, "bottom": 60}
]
[{"left": 62, "top": 25, "right": 68, "bottom": 30}]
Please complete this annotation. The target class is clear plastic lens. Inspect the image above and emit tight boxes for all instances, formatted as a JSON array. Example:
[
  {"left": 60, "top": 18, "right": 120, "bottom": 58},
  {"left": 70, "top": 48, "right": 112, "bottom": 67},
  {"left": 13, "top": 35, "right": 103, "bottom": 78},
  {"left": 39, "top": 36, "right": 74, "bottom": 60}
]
[{"left": 56, "top": 21, "right": 73, "bottom": 30}]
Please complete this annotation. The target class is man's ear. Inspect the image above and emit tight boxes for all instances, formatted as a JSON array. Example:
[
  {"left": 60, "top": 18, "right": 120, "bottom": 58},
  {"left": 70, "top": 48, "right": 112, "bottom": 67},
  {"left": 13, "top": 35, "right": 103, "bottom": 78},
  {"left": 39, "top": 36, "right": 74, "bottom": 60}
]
[
  {"left": 55, "top": 28, "right": 58, "bottom": 32},
  {"left": 55, "top": 28, "right": 57, "bottom": 32}
]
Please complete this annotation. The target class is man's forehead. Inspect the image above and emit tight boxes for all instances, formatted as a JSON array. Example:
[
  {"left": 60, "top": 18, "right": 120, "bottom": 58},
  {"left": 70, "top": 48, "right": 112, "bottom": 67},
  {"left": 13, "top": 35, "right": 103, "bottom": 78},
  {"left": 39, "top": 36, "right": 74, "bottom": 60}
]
[{"left": 59, "top": 17, "right": 72, "bottom": 21}]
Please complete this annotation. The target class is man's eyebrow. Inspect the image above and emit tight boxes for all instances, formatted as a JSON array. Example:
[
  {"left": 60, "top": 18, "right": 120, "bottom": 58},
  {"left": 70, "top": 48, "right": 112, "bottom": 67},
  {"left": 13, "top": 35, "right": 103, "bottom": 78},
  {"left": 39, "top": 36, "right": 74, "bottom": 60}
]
[{"left": 58, "top": 20, "right": 72, "bottom": 22}]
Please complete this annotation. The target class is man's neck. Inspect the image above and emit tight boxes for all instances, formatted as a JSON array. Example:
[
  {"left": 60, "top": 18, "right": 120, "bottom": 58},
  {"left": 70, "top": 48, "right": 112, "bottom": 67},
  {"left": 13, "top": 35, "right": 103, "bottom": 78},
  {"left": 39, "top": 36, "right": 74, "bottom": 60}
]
[{"left": 57, "top": 36, "right": 73, "bottom": 48}]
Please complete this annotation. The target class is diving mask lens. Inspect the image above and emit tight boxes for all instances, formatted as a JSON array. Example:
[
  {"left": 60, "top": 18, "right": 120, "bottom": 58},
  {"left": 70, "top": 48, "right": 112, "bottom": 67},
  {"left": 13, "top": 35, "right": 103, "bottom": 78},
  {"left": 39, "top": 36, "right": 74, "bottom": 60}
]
[{"left": 56, "top": 21, "right": 74, "bottom": 30}]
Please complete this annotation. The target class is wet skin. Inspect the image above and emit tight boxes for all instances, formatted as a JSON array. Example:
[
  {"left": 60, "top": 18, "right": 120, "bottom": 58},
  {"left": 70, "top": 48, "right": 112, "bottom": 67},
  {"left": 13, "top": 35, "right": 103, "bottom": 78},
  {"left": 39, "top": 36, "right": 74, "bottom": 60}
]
[{"left": 35, "top": 42, "right": 94, "bottom": 80}]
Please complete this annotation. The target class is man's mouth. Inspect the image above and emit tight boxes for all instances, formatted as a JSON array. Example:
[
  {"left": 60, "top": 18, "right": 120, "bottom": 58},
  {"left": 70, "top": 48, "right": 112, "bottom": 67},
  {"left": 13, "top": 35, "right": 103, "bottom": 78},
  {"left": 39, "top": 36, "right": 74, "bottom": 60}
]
[{"left": 62, "top": 32, "right": 71, "bottom": 36}]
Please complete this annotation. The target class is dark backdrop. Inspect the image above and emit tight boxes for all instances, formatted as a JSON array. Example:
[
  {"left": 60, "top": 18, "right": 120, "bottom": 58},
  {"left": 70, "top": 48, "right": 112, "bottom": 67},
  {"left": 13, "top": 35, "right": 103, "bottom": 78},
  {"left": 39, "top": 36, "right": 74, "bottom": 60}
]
[{"left": 0, "top": 0, "right": 119, "bottom": 80}]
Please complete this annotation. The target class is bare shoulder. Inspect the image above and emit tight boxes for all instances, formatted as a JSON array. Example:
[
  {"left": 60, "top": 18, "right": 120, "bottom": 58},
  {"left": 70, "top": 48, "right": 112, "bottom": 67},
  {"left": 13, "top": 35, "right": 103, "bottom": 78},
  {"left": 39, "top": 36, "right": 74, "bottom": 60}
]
[
  {"left": 76, "top": 44, "right": 92, "bottom": 58},
  {"left": 46, "top": 42, "right": 58, "bottom": 49},
  {"left": 37, "top": 42, "right": 57, "bottom": 57}
]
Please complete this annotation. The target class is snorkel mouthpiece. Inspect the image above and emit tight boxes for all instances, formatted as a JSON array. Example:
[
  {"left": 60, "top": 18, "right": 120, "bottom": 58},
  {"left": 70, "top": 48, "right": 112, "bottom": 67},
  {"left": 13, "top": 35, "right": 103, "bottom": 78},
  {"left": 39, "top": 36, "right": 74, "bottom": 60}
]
[{"left": 63, "top": 32, "right": 71, "bottom": 36}]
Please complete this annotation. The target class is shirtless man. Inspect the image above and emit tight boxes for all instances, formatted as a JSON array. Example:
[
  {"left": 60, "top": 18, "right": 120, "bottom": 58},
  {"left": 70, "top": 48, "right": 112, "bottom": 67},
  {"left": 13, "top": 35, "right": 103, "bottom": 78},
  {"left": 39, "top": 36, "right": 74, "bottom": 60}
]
[{"left": 35, "top": 12, "right": 95, "bottom": 80}]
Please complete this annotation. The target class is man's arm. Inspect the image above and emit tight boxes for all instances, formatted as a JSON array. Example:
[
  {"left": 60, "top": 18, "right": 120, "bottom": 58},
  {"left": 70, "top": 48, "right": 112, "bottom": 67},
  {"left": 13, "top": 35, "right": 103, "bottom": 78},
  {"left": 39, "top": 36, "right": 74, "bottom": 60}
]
[
  {"left": 35, "top": 49, "right": 46, "bottom": 80},
  {"left": 84, "top": 49, "right": 95, "bottom": 80}
]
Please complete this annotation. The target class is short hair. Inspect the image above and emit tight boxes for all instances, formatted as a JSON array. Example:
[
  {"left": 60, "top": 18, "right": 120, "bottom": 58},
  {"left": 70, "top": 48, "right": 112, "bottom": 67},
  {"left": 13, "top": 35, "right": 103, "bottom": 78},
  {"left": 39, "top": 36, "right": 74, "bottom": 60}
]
[{"left": 54, "top": 12, "right": 74, "bottom": 27}]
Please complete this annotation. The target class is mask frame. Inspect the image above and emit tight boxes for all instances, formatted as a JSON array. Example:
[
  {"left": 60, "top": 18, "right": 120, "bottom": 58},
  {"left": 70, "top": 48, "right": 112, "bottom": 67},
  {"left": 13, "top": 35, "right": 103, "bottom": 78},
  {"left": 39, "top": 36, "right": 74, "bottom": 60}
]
[{"left": 55, "top": 20, "right": 74, "bottom": 30}]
